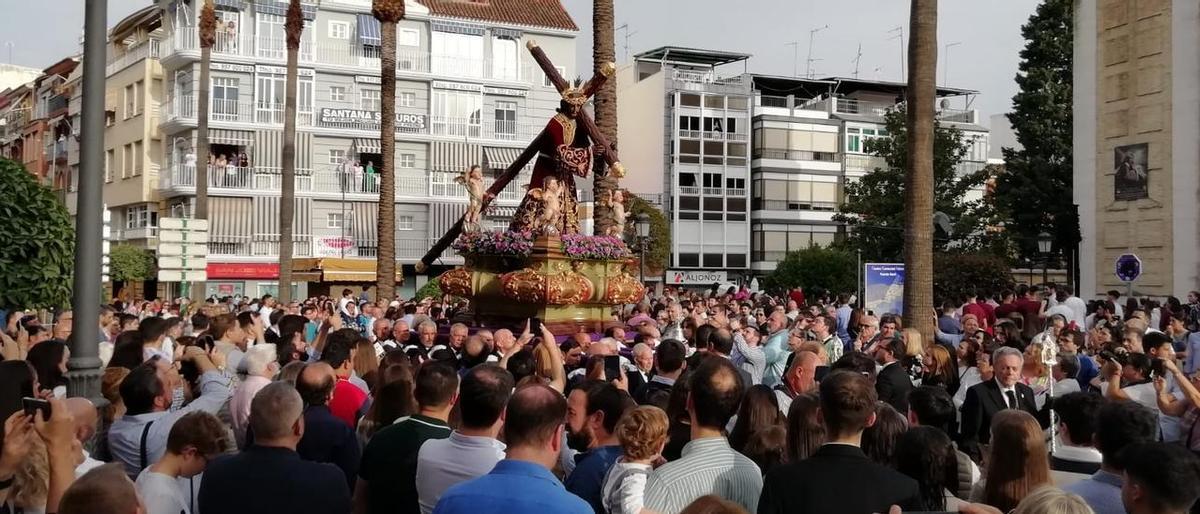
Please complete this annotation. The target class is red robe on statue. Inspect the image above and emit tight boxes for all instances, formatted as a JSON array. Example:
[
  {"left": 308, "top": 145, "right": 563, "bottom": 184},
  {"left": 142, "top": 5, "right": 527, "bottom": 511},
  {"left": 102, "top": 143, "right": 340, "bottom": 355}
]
[{"left": 509, "top": 112, "right": 593, "bottom": 235}]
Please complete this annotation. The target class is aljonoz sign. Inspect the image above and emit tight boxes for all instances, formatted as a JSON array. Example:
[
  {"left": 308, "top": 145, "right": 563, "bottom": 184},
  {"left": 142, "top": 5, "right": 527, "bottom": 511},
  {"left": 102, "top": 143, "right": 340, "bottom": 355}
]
[
  {"left": 666, "top": 270, "right": 727, "bottom": 285},
  {"left": 318, "top": 108, "right": 427, "bottom": 131}
]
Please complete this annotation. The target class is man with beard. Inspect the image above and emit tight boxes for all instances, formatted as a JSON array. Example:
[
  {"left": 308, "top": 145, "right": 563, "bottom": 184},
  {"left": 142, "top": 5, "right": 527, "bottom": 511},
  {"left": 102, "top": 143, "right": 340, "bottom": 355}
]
[{"left": 564, "top": 380, "right": 629, "bottom": 514}]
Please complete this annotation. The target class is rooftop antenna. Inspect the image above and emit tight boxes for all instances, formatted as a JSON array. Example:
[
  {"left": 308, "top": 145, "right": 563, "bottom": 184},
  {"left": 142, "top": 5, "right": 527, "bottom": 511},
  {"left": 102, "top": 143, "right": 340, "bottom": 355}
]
[
  {"left": 616, "top": 23, "right": 638, "bottom": 64},
  {"left": 805, "top": 25, "right": 829, "bottom": 79},
  {"left": 785, "top": 41, "right": 800, "bottom": 77},
  {"left": 943, "top": 41, "right": 962, "bottom": 87},
  {"left": 887, "top": 26, "right": 905, "bottom": 80},
  {"left": 852, "top": 42, "right": 863, "bottom": 79}
]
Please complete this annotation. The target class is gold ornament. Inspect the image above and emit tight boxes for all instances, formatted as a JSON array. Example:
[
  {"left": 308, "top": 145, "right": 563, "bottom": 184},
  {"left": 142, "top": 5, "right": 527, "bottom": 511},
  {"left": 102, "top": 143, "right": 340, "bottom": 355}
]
[{"left": 438, "top": 268, "right": 474, "bottom": 298}]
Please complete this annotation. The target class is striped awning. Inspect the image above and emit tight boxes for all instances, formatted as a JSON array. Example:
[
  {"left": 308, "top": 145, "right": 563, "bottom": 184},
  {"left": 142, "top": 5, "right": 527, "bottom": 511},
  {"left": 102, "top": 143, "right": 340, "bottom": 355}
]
[
  {"left": 489, "top": 206, "right": 517, "bottom": 218},
  {"left": 254, "top": 1, "right": 316, "bottom": 20},
  {"left": 292, "top": 258, "right": 403, "bottom": 283},
  {"left": 430, "top": 202, "right": 468, "bottom": 239},
  {"left": 209, "top": 129, "right": 253, "bottom": 145},
  {"left": 482, "top": 146, "right": 522, "bottom": 172},
  {"left": 213, "top": 0, "right": 243, "bottom": 9},
  {"left": 208, "top": 197, "right": 252, "bottom": 243},
  {"left": 432, "top": 21, "right": 485, "bottom": 36},
  {"left": 431, "top": 141, "right": 480, "bottom": 173},
  {"left": 252, "top": 196, "right": 312, "bottom": 236},
  {"left": 351, "top": 202, "right": 377, "bottom": 243},
  {"left": 356, "top": 14, "right": 381, "bottom": 46},
  {"left": 353, "top": 138, "right": 381, "bottom": 155}
]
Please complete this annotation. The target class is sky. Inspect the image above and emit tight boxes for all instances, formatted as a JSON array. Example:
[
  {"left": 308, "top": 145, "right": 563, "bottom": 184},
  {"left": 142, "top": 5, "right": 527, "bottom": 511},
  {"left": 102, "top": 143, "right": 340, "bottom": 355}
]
[{"left": 0, "top": 0, "right": 1041, "bottom": 125}]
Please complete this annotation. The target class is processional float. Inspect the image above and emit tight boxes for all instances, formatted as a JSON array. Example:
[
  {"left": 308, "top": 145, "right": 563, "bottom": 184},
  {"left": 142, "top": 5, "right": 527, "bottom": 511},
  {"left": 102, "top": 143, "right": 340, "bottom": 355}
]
[{"left": 416, "top": 41, "right": 645, "bottom": 335}]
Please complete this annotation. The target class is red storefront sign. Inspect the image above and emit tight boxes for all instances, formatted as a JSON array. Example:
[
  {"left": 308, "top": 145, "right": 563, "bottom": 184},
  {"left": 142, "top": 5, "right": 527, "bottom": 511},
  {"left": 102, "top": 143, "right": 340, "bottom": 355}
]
[{"left": 206, "top": 263, "right": 280, "bottom": 279}]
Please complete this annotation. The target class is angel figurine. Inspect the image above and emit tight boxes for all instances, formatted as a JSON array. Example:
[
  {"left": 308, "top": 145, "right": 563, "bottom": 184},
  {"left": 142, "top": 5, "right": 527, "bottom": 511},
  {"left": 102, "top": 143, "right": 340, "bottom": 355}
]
[
  {"left": 456, "top": 165, "right": 489, "bottom": 232},
  {"left": 606, "top": 189, "right": 627, "bottom": 238},
  {"left": 534, "top": 176, "right": 564, "bottom": 235}
]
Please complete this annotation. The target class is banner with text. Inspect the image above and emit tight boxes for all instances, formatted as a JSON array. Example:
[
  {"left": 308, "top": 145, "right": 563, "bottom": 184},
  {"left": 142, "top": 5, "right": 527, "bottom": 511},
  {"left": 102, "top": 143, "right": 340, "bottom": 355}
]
[
  {"left": 317, "top": 108, "right": 427, "bottom": 132},
  {"left": 864, "top": 263, "right": 904, "bottom": 317},
  {"left": 665, "top": 269, "right": 728, "bottom": 285}
]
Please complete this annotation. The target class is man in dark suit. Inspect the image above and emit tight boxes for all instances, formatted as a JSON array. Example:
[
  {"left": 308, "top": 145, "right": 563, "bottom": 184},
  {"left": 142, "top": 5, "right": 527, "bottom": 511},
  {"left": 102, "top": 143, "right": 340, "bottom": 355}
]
[
  {"left": 759, "top": 371, "right": 922, "bottom": 514},
  {"left": 199, "top": 382, "right": 350, "bottom": 514},
  {"left": 634, "top": 339, "right": 687, "bottom": 407},
  {"left": 960, "top": 346, "right": 1041, "bottom": 461},
  {"left": 872, "top": 336, "right": 914, "bottom": 413},
  {"left": 295, "top": 361, "right": 361, "bottom": 487}
]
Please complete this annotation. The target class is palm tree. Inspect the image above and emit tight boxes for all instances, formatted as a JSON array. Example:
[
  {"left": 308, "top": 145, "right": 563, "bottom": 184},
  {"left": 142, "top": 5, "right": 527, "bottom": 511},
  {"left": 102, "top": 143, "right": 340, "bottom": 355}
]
[
  {"left": 903, "top": 0, "right": 937, "bottom": 341},
  {"left": 591, "top": 0, "right": 618, "bottom": 236},
  {"left": 277, "top": 0, "right": 303, "bottom": 304},
  {"left": 194, "top": 0, "right": 214, "bottom": 299},
  {"left": 373, "top": 0, "right": 404, "bottom": 303}
]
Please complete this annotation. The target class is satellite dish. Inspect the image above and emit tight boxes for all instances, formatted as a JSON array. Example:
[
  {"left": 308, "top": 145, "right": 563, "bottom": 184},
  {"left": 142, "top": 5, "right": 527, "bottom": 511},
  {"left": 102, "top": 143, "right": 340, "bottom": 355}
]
[{"left": 939, "top": 98, "right": 951, "bottom": 109}]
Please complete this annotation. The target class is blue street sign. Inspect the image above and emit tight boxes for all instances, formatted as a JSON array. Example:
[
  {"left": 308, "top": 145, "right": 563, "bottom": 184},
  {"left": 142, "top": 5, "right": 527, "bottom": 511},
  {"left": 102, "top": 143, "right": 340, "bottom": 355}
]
[{"left": 1115, "top": 253, "right": 1142, "bottom": 282}]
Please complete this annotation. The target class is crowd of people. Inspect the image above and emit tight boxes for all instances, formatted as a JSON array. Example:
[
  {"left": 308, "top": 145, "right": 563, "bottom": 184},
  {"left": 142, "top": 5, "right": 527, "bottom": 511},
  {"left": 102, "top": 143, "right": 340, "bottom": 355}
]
[{"left": 1, "top": 283, "right": 1200, "bottom": 514}]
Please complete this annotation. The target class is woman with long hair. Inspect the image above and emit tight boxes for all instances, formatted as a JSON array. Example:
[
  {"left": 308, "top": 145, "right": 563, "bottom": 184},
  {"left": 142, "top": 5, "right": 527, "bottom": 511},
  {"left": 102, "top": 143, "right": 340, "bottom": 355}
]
[
  {"left": 1022, "top": 342, "right": 1051, "bottom": 409},
  {"left": 953, "top": 337, "right": 986, "bottom": 410},
  {"left": 353, "top": 339, "right": 381, "bottom": 392},
  {"left": 356, "top": 362, "right": 416, "bottom": 446},
  {"left": 862, "top": 402, "right": 908, "bottom": 468},
  {"left": 784, "top": 393, "right": 825, "bottom": 462},
  {"left": 994, "top": 320, "right": 1025, "bottom": 352},
  {"left": 970, "top": 410, "right": 1051, "bottom": 511},
  {"left": 901, "top": 328, "right": 926, "bottom": 380},
  {"left": 921, "top": 345, "right": 960, "bottom": 395},
  {"left": 742, "top": 425, "right": 787, "bottom": 477},
  {"left": 728, "top": 384, "right": 784, "bottom": 453},
  {"left": 106, "top": 330, "right": 146, "bottom": 370},
  {"left": 895, "top": 426, "right": 964, "bottom": 512},
  {"left": 26, "top": 340, "right": 69, "bottom": 398}
]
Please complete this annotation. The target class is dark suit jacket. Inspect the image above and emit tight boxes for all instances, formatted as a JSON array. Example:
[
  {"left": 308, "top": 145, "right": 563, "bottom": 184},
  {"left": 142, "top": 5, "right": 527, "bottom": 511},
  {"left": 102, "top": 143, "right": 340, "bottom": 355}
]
[
  {"left": 758, "top": 444, "right": 922, "bottom": 514},
  {"left": 876, "top": 362, "right": 914, "bottom": 413},
  {"left": 296, "top": 405, "right": 361, "bottom": 488},
  {"left": 198, "top": 445, "right": 350, "bottom": 514},
  {"left": 959, "top": 379, "right": 1040, "bottom": 460}
]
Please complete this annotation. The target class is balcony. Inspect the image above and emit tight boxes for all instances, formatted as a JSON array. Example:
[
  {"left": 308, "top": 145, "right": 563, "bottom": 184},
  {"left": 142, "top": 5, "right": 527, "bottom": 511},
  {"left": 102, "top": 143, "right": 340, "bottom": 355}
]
[
  {"left": 209, "top": 236, "right": 455, "bottom": 262},
  {"left": 668, "top": 70, "right": 751, "bottom": 95},
  {"left": 752, "top": 199, "right": 838, "bottom": 212},
  {"left": 429, "top": 116, "right": 539, "bottom": 142},
  {"left": 310, "top": 171, "right": 428, "bottom": 197},
  {"left": 753, "top": 148, "right": 840, "bottom": 163},
  {"left": 341, "top": 238, "right": 458, "bottom": 261},
  {"left": 115, "top": 226, "right": 159, "bottom": 241},
  {"left": 166, "top": 28, "right": 539, "bottom": 85},
  {"left": 165, "top": 94, "right": 312, "bottom": 127},
  {"left": 106, "top": 39, "right": 161, "bottom": 75},
  {"left": 161, "top": 164, "right": 313, "bottom": 194},
  {"left": 844, "top": 154, "right": 886, "bottom": 173}
]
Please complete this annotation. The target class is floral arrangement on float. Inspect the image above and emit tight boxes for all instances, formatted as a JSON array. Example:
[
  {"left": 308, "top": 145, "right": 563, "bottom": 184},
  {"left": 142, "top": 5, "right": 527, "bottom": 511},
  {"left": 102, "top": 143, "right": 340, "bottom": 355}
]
[
  {"left": 558, "top": 233, "right": 631, "bottom": 261},
  {"left": 451, "top": 230, "right": 535, "bottom": 258}
]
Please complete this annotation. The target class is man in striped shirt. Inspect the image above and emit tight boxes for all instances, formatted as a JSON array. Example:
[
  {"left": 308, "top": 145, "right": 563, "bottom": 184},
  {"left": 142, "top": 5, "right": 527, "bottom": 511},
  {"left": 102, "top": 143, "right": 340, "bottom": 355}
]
[{"left": 643, "top": 358, "right": 762, "bottom": 513}]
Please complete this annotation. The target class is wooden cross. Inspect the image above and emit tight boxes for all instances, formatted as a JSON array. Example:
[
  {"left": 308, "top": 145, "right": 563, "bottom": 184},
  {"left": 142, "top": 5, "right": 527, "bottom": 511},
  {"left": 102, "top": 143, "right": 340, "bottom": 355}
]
[{"left": 417, "top": 43, "right": 622, "bottom": 271}]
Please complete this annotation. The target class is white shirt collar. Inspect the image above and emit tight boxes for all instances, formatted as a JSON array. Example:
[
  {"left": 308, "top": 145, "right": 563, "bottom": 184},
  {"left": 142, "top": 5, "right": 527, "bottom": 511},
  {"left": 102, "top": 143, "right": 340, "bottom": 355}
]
[{"left": 995, "top": 378, "right": 1016, "bottom": 394}]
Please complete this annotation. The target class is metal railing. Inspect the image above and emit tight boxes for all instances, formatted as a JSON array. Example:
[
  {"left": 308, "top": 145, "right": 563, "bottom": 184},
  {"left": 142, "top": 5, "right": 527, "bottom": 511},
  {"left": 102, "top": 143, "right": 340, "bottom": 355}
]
[
  {"left": 759, "top": 95, "right": 790, "bottom": 108},
  {"left": 165, "top": 95, "right": 312, "bottom": 126},
  {"left": 753, "top": 148, "right": 840, "bottom": 162},
  {"left": 679, "top": 186, "right": 700, "bottom": 195},
  {"left": 726, "top": 187, "right": 747, "bottom": 197},
  {"left": 106, "top": 39, "right": 161, "bottom": 75},
  {"left": 752, "top": 199, "right": 838, "bottom": 212},
  {"left": 208, "top": 238, "right": 250, "bottom": 256},
  {"left": 702, "top": 187, "right": 723, "bottom": 196},
  {"left": 844, "top": 154, "right": 886, "bottom": 172},
  {"left": 162, "top": 165, "right": 312, "bottom": 191},
  {"left": 252, "top": 234, "right": 314, "bottom": 257}
]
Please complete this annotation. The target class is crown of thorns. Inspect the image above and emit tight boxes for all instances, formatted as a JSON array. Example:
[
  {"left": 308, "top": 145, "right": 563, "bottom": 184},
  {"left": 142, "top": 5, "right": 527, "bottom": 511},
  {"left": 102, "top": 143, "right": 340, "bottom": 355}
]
[{"left": 561, "top": 87, "right": 588, "bottom": 105}]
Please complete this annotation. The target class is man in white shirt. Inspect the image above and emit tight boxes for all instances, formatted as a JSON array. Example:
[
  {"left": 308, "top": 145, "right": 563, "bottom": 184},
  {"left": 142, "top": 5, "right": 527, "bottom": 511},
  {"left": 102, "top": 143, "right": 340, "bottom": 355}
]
[
  {"left": 416, "top": 365, "right": 512, "bottom": 514},
  {"left": 136, "top": 411, "right": 232, "bottom": 514}
]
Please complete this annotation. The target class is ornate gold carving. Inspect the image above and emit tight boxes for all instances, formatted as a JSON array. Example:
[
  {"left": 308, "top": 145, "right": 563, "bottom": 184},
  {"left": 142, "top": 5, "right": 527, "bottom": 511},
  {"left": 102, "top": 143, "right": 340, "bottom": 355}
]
[
  {"left": 499, "top": 263, "right": 594, "bottom": 306},
  {"left": 604, "top": 270, "right": 645, "bottom": 305},
  {"left": 500, "top": 268, "right": 547, "bottom": 304},
  {"left": 547, "top": 267, "right": 594, "bottom": 305},
  {"left": 599, "top": 62, "right": 616, "bottom": 77},
  {"left": 438, "top": 267, "right": 474, "bottom": 298},
  {"left": 554, "top": 113, "right": 577, "bottom": 144}
]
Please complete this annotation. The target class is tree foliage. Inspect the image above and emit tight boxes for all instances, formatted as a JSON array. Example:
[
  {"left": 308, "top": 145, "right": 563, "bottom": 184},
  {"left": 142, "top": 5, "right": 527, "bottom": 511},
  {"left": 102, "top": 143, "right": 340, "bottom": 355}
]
[
  {"left": 994, "top": 0, "right": 1075, "bottom": 260},
  {"left": 932, "top": 253, "right": 1014, "bottom": 303},
  {"left": 110, "top": 244, "right": 155, "bottom": 282},
  {"left": 763, "top": 246, "right": 857, "bottom": 297},
  {"left": 622, "top": 194, "right": 670, "bottom": 277},
  {"left": 0, "top": 159, "right": 75, "bottom": 309},
  {"left": 834, "top": 108, "right": 994, "bottom": 263}
]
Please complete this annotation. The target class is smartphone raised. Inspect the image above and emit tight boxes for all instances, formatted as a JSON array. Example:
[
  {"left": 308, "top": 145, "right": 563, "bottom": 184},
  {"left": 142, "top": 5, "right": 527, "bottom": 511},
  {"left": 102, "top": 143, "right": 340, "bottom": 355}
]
[
  {"left": 603, "top": 355, "right": 622, "bottom": 383},
  {"left": 22, "top": 397, "right": 50, "bottom": 420},
  {"left": 530, "top": 317, "right": 543, "bottom": 335}
]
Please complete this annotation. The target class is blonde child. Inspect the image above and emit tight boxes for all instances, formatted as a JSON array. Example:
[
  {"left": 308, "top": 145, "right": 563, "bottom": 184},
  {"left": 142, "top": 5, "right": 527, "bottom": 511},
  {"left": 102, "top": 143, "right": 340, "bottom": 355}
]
[{"left": 600, "top": 406, "right": 669, "bottom": 514}]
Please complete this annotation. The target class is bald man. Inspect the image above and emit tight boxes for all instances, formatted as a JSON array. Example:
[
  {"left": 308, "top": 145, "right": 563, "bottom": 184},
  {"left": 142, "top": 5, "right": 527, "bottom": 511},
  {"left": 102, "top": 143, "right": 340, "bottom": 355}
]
[
  {"left": 64, "top": 397, "right": 104, "bottom": 477},
  {"left": 294, "top": 361, "right": 361, "bottom": 487},
  {"left": 775, "top": 351, "right": 819, "bottom": 415}
]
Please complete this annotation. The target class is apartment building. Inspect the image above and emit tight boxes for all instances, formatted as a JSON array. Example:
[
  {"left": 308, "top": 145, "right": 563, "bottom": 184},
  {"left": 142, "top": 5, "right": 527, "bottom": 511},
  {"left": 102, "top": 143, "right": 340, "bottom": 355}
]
[
  {"left": 618, "top": 47, "right": 753, "bottom": 278},
  {"left": 0, "top": 58, "right": 78, "bottom": 186},
  {"left": 153, "top": 0, "right": 577, "bottom": 298},
  {"left": 747, "top": 75, "right": 989, "bottom": 274}
]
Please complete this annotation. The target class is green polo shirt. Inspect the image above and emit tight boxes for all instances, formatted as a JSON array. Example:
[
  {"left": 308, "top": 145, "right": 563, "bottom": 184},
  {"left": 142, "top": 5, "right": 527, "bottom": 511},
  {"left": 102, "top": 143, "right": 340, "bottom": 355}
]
[{"left": 358, "top": 414, "right": 452, "bottom": 514}]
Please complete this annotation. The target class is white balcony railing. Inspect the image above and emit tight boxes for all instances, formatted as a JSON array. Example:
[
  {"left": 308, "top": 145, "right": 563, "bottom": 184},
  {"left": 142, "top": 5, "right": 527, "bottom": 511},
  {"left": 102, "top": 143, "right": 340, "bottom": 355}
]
[
  {"left": 165, "top": 95, "right": 311, "bottom": 126},
  {"left": 679, "top": 186, "right": 700, "bottom": 196},
  {"left": 106, "top": 39, "right": 161, "bottom": 75},
  {"left": 162, "top": 165, "right": 312, "bottom": 192}
]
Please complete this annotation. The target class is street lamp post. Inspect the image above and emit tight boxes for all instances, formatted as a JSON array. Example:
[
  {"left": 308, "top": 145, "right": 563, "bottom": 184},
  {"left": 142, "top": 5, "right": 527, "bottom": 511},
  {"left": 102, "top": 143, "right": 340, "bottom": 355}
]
[
  {"left": 635, "top": 213, "right": 650, "bottom": 284},
  {"left": 1038, "top": 231, "right": 1053, "bottom": 286}
]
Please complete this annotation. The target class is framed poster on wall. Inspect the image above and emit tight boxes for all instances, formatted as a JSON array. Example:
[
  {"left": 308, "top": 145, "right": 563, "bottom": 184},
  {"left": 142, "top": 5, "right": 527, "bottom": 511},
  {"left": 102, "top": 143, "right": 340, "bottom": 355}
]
[{"left": 1114, "top": 143, "right": 1149, "bottom": 201}]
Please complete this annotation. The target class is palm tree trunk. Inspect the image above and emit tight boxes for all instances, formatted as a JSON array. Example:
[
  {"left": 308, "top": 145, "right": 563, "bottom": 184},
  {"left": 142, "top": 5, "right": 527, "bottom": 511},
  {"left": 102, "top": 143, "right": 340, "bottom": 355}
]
[
  {"left": 194, "top": 0, "right": 215, "bottom": 300},
  {"left": 903, "top": 0, "right": 937, "bottom": 341},
  {"left": 373, "top": 0, "right": 404, "bottom": 303},
  {"left": 278, "top": 0, "right": 303, "bottom": 304},
  {"left": 592, "top": 0, "right": 617, "bottom": 236}
]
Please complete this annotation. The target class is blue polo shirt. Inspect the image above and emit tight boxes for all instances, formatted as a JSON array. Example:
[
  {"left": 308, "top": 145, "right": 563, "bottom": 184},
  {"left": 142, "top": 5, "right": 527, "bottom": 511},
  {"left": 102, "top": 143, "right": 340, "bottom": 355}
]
[
  {"left": 432, "top": 459, "right": 592, "bottom": 514},
  {"left": 564, "top": 445, "right": 624, "bottom": 514}
]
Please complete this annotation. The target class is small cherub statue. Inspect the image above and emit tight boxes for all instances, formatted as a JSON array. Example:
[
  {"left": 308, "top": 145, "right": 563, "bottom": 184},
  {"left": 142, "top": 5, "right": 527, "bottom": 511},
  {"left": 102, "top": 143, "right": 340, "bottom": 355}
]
[
  {"left": 456, "top": 165, "right": 488, "bottom": 232},
  {"left": 536, "top": 176, "right": 563, "bottom": 235},
  {"left": 607, "top": 189, "right": 627, "bottom": 238}
]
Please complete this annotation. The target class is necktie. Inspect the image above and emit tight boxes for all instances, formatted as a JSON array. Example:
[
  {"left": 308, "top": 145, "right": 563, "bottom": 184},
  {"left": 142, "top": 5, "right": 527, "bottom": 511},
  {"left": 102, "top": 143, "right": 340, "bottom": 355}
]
[{"left": 1005, "top": 390, "right": 1019, "bottom": 410}]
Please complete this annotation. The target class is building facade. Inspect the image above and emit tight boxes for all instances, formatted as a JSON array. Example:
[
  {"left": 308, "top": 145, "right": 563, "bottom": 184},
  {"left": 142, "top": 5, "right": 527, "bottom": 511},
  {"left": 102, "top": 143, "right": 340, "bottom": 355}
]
[
  {"left": 1073, "top": 0, "right": 1199, "bottom": 297},
  {"left": 151, "top": 0, "right": 577, "bottom": 298},
  {"left": 618, "top": 47, "right": 753, "bottom": 279}
]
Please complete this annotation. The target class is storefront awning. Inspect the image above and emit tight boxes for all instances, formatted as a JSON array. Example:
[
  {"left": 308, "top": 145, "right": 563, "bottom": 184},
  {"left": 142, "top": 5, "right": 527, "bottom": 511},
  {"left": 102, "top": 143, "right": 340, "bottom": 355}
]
[
  {"left": 353, "top": 138, "right": 381, "bottom": 155},
  {"left": 293, "top": 258, "right": 404, "bottom": 283},
  {"left": 483, "top": 146, "right": 523, "bottom": 172},
  {"left": 356, "top": 14, "right": 381, "bottom": 46},
  {"left": 209, "top": 128, "right": 254, "bottom": 146},
  {"left": 213, "top": 0, "right": 243, "bottom": 9}
]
